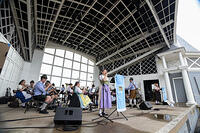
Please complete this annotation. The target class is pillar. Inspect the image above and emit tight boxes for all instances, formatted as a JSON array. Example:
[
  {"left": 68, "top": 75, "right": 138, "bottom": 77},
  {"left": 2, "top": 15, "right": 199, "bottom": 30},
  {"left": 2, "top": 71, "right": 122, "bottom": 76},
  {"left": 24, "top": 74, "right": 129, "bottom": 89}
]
[
  {"left": 178, "top": 52, "right": 196, "bottom": 105},
  {"left": 161, "top": 56, "right": 174, "bottom": 104}
]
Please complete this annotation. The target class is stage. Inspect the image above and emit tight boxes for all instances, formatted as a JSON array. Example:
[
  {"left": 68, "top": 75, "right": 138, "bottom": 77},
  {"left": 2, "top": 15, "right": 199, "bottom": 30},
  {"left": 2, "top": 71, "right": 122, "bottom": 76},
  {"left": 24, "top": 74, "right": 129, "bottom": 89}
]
[{"left": 0, "top": 104, "right": 195, "bottom": 133}]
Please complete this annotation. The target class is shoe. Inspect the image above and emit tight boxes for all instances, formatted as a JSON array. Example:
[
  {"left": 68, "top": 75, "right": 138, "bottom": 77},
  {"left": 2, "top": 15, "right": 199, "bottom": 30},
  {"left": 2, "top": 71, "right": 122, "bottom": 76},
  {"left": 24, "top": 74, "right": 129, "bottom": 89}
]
[
  {"left": 102, "top": 112, "right": 108, "bottom": 116},
  {"left": 133, "top": 105, "right": 137, "bottom": 108},
  {"left": 39, "top": 109, "right": 49, "bottom": 114},
  {"left": 126, "top": 104, "right": 132, "bottom": 107},
  {"left": 98, "top": 113, "right": 103, "bottom": 117}
]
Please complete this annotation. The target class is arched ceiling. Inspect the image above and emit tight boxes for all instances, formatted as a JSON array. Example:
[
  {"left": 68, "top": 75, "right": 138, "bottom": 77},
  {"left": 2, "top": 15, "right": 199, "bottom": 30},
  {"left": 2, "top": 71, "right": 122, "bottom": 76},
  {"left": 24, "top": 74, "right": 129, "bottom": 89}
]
[{"left": 8, "top": 0, "right": 177, "bottom": 64}]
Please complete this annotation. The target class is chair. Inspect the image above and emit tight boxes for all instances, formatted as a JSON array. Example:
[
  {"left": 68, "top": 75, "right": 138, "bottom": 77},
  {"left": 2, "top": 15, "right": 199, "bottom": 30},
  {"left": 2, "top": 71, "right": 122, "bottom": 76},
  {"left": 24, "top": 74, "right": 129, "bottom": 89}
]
[{"left": 15, "top": 91, "right": 32, "bottom": 113}]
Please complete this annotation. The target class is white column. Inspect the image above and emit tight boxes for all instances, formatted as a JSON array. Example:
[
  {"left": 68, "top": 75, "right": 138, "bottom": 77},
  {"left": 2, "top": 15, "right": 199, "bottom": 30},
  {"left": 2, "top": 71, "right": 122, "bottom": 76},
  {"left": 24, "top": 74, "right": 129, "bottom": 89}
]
[
  {"left": 161, "top": 56, "right": 174, "bottom": 104},
  {"left": 179, "top": 52, "right": 196, "bottom": 105}
]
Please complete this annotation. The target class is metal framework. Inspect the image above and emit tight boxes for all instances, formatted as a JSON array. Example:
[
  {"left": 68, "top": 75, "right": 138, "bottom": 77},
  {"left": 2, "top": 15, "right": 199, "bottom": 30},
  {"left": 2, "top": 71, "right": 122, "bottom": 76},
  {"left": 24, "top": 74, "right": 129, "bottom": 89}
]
[{"left": 0, "top": 0, "right": 178, "bottom": 75}]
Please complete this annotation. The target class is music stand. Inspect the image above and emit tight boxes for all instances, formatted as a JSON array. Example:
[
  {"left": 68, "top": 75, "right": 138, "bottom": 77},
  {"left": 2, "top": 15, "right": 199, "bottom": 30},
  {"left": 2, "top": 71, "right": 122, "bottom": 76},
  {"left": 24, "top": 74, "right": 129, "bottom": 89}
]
[{"left": 92, "top": 84, "right": 113, "bottom": 122}]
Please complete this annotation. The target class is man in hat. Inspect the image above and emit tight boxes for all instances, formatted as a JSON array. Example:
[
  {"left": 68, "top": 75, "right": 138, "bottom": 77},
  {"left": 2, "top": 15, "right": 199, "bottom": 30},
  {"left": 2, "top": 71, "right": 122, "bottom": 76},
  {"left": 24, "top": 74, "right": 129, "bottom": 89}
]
[
  {"left": 33, "top": 74, "right": 53, "bottom": 114},
  {"left": 127, "top": 77, "right": 138, "bottom": 108}
]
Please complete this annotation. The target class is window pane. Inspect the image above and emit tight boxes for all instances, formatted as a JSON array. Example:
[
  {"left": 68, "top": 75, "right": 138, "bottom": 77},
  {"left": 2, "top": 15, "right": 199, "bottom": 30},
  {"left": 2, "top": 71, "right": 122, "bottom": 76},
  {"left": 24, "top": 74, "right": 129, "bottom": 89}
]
[
  {"left": 88, "top": 60, "right": 94, "bottom": 65},
  {"left": 54, "top": 56, "right": 63, "bottom": 66},
  {"left": 87, "top": 73, "right": 93, "bottom": 81},
  {"left": 40, "top": 64, "right": 52, "bottom": 75},
  {"left": 52, "top": 66, "right": 62, "bottom": 76},
  {"left": 72, "top": 70, "right": 79, "bottom": 79},
  {"left": 51, "top": 76, "right": 61, "bottom": 87},
  {"left": 81, "top": 56, "right": 88, "bottom": 64},
  {"left": 43, "top": 53, "right": 54, "bottom": 64},
  {"left": 71, "top": 79, "right": 78, "bottom": 85},
  {"left": 81, "top": 64, "right": 87, "bottom": 72},
  {"left": 55, "top": 49, "right": 65, "bottom": 57},
  {"left": 88, "top": 66, "right": 94, "bottom": 73},
  {"left": 74, "top": 53, "right": 81, "bottom": 62},
  {"left": 87, "top": 82, "right": 93, "bottom": 87},
  {"left": 73, "top": 62, "right": 80, "bottom": 70},
  {"left": 65, "top": 51, "right": 73, "bottom": 59},
  {"left": 44, "top": 48, "right": 55, "bottom": 54},
  {"left": 64, "top": 59, "right": 72, "bottom": 68},
  {"left": 80, "top": 72, "right": 87, "bottom": 80},
  {"left": 63, "top": 68, "right": 71, "bottom": 78},
  {"left": 80, "top": 80, "right": 86, "bottom": 87},
  {"left": 61, "top": 78, "right": 70, "bottom": 86}
]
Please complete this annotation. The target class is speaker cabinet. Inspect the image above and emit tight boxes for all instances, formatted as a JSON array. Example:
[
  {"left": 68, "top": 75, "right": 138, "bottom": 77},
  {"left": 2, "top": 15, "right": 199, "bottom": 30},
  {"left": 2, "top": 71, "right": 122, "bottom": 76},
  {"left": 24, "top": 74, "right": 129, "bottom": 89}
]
[
  {"left": 54, "top": 107, "right": 82, "bottom": 125},
  {"left": 139, "top": 101, "right": 152, "bottom": 110}
]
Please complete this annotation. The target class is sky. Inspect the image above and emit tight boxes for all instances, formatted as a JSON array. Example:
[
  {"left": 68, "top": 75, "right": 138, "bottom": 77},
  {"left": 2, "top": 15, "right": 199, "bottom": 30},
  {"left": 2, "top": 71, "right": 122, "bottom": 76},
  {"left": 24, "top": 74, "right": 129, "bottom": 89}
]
[{"left": 177, "top": 0, "right": 200, "bottom": 50}]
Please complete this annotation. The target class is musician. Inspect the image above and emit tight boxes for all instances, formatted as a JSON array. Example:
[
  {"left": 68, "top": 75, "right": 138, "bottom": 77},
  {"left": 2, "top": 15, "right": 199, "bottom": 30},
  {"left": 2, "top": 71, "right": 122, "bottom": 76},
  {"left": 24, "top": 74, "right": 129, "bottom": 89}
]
[
  {"left": 46, "top": 81, "right": 58, "bottom": 100},
  {"left": 127, "top": 77, "right": 137, "bottom": 108},
  {"left": 98, "top": 69, "right": 112, "bottom": 117}
]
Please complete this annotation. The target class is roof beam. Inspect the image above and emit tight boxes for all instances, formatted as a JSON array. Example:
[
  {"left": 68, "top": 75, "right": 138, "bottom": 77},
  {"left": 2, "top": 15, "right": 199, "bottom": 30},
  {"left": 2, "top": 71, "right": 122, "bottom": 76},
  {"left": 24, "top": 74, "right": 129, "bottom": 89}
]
[
  {"left": 100, "top": 43, "right": 165, "bottom": 66},
  {"left": 27, "top": 0, "right": 32, "bottom": 60},
  {"left": 43, "top": 0, "right": 65, "bottom": 47},
  {"left": 9, "top": 0, "right": 26, "bottom": 60},
  {"left": 62, "top": 0, "right": 97, "bottom": 45},
  {"left": 100, "top": 19, "right": 174, "bottom": 55},
  {"left": 96, "top": 20, "right": 174, "bottom": 66},
  {"left": 145, "top": 0, "right": 170, "bottom": 48},
  {"left": 107, "top": 46, "right": 163, "bottom": 75},
  {"left": 34, "top": 0, "right": 38, "bottom": 47}
]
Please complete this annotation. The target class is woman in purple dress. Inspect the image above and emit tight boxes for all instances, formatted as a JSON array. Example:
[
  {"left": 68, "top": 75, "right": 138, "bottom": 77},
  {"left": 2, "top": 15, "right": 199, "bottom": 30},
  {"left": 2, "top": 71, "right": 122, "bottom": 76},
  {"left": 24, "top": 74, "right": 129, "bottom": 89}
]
[{"left": 98, "top": 69, "right": 112, "bottom": 116}]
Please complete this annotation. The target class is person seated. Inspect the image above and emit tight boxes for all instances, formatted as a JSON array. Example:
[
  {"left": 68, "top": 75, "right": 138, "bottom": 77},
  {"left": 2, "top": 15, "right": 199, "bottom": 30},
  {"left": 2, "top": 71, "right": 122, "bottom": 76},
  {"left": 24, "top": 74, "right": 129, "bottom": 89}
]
[
  {"left": 88, "top": 84, "right": 96, "bottom": 103},
  {"left": 27, "top": 80, "right": 35, "bottom": 95},
  {"left": 74, "top": 81, "right": 92, "bottom": 109},
  {"left": 65, "top": 83, "right": 73, "bottom": 104},
  {"left": 17, "top": 80, "right": 32, "bottom": 107},
  {"left": 33, "top": 74, "right": 53, "bottom": 114},
  {"left": 46, "top": 81, "right": 58, "bottom": 102}
]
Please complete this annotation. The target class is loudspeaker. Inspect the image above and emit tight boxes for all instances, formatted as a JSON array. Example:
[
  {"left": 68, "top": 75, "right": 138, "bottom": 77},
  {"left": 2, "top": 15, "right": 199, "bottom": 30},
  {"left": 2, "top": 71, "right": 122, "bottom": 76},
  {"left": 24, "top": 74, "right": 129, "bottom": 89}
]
[
  {"left": 139, "top": 101, "right": 152, "bottom": 110},
  {"left": 54, "top": 107, "right": 82, "bottom": 125}
]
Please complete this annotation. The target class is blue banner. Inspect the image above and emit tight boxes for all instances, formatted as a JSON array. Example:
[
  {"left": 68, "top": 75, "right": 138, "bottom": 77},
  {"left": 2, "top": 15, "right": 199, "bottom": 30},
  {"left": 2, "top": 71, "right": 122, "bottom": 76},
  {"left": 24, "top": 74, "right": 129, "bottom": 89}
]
[
  {"left": 162, "top": 87, "right": 167, "bottom": 102},
  {"left": 115, "top": 74, "right": 126, "bottom": 112}
]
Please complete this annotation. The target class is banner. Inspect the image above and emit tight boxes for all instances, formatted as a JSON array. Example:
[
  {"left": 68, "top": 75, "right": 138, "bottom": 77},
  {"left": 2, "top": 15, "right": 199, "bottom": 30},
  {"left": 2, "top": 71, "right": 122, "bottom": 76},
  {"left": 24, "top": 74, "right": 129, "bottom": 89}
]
[
  {"left": 115, "top": 74, "right": 126, "bottom": 112},
  {"left": 162, "top": 87, "right": 167, "bottom": 102}
]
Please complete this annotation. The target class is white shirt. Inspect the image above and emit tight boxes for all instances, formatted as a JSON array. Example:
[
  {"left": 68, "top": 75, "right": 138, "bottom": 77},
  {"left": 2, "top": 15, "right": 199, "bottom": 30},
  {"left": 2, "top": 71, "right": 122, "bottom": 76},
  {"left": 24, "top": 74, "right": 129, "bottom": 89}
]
[{"left": 75, "top": 86, "right": 83, "bottom": 94}]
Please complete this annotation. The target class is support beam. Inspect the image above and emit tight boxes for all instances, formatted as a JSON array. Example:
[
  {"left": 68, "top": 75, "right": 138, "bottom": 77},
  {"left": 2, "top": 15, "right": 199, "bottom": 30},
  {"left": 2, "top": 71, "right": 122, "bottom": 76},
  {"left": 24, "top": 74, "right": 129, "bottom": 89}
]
[
  {"left": 100, "top": 43, "right": 165, "bottom": 66},
  {"left": 145, "top": 0, "right": 170, "bottom": 48},
  {"left": 27, "top": 0, "right": 32, "bottom": 60},
  {"left": 9, "top": 0, "right": 26, "bottom": 60},
  {"left": 100, "top": 20, "right": 173, "bottom": 55},
  {"left": 96, "top": 26, "right": 165, "bottom": 66},
  {"left": 107, "top": 46, "right": 163, "bottom": 75},
  {"left": 34, "top": 0, "right": 38, "bottom": 47},
  {"left": 44, "top": 0, "right": 65, "bottom": 47}
]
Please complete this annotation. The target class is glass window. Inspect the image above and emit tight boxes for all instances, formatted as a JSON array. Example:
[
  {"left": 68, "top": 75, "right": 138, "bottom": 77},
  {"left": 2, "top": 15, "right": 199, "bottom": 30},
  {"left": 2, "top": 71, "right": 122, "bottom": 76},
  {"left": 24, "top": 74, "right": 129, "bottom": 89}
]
[
  {"left": 65, "top": 51, "right": 73, "bottom": 59},
  {"left": 80, "top": 72, "right": 87, "bottom": 80},
  {"left": 43, "top": 53, "right": 54, "bottom": 64},
  {"left": 88, "top": 66, "right": 94, "bottom": 73},
  {"left": 73, "top": 62, "right": 80, "bottom": 70},
  {"left": 88, "top": 60, "right": 94, "bottom": 65},
  {"left": 61, "top": 78, "right": 70, "bottom": 86},
  {"left": 55, "top": 49, "right": 65, "bottom": 57},
  {"left": 87, "top": 73, "right": 93, "bottom": 81},
  {"left": 44, "top": 48, "right": 55, "bottom": 54},
  {"left": 62, "top": 68, "right": 71, "bottom": 78},
  {"left": 51, "top": 76, "right": 61, "bottom": 87},
  {"left": 80, "top": 80, "right": 86, "bottom": 87},
  {"left": 74, "top": 53, "right": 81, "bottom": 62},
  {"left": 40, "top": 64, "right": 52, "bottom": 75},
  {"left": 87, "top": 82, "right": 93, "bottom": 87},
  {"left": 72, "top": 70, "right": 79, "bottom": 79},
  {"left": 81, "top": 56, "right": 88, "bottom": 64},
  {"left": 64, "top": 59, "right": 72, "bottom": 68},
  {"left": 52, "top": 66, "right": 62, "bottom": 76},
  {"left": 71, "top": 79, "right": 78, "bottom": 85},
  {"left": 81, "top": 63, "right": 87, "bottom": 72},
  {"left": 54, "top": 56, "right": 63, "bottom": 66}
]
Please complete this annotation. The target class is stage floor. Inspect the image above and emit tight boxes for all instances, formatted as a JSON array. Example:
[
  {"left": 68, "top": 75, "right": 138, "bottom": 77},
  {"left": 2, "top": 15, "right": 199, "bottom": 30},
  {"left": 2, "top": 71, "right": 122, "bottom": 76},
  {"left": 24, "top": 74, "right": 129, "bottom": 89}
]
[{"left": 0, "top": 103, "right": 189, "bottom": 133}]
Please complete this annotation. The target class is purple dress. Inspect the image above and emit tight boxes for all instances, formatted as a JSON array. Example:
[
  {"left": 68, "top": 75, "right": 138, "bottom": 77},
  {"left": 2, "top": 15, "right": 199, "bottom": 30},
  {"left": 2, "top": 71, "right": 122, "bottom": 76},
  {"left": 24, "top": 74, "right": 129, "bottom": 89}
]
[{"left": 99, "top": 75, "right": 112, "bottom": 109}]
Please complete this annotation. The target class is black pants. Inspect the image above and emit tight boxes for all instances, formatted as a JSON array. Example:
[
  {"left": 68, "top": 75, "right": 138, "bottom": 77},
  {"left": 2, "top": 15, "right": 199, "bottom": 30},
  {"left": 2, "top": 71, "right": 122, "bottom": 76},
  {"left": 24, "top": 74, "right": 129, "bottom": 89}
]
[{"left": 155, "top": 91, "right": 160, "bottom": 101}]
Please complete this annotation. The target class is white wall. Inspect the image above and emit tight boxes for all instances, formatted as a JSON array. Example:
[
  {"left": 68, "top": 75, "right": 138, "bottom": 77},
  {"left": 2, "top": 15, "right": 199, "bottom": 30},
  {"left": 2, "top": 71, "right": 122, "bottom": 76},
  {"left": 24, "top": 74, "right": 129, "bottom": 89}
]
[
  {"left": 0, "top": 46, "right": 24, "bottom": 96},
  {"left": 20, "top": 49, "right": 44, "bottom": 83}
]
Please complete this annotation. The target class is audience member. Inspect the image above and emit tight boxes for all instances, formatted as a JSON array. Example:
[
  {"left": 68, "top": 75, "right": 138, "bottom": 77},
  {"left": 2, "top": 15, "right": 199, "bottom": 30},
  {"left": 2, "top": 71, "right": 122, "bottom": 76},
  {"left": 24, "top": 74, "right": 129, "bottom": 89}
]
[
  {"left": 88, "top": 84, "right": 96, "bottom": 103},
  {"left": 126, "top": 77, "right": 137, "bottom": 108}
]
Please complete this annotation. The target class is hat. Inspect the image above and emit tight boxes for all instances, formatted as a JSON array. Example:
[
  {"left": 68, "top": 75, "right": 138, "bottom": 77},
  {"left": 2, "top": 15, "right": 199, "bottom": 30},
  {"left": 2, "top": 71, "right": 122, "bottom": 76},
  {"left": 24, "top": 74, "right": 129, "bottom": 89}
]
[
  {"left": 129, "top": 77, "right": 133, "bottom": 80},
  {"left": 41, "top": 74, "right": 48, "bottom": 79}
]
